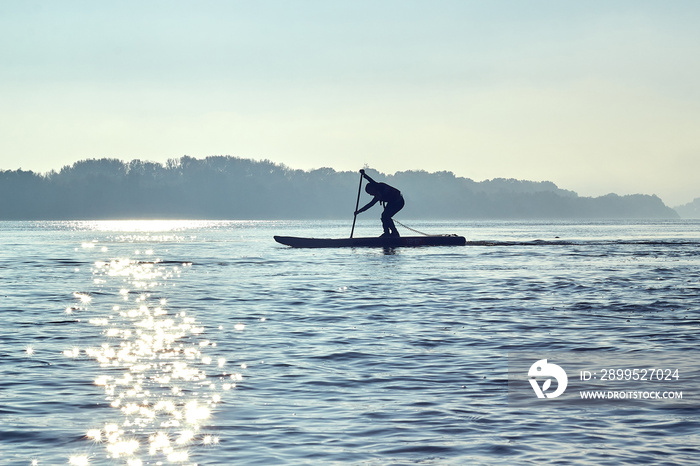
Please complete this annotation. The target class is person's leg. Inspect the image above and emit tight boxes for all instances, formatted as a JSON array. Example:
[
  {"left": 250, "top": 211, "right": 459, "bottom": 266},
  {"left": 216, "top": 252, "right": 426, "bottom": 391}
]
[
  {"left": 380, "top": 213, "right": 391, "bottom": 237},
  {"left": 380, "top": 211, "right": 392, "bottom": 236},
  {"left": 382, "top": 197, "right": 405, "bottom": 236}
]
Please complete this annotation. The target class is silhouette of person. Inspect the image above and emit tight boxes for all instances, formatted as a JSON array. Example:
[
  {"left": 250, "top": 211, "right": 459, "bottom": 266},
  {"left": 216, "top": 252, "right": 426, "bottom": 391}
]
[{"left": 354, "top": 169, "right": 405, "bottom": 237}]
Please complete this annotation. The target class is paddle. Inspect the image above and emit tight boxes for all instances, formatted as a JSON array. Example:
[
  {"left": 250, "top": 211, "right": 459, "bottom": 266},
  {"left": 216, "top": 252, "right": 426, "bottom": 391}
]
[{"left": 350, "top": 170, "right": 364, "bottom": 238}]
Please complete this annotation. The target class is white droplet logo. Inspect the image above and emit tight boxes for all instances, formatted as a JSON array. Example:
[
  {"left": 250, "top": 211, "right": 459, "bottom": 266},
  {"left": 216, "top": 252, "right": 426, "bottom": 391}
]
[{"left": 528, "top": 359, "right": 568, "bottom": 399}]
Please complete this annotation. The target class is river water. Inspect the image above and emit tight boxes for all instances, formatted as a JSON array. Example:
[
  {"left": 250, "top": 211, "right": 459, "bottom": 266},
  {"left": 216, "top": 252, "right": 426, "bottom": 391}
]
[{"left": 1, "top": 219, "right": 699, "bottom": 465}]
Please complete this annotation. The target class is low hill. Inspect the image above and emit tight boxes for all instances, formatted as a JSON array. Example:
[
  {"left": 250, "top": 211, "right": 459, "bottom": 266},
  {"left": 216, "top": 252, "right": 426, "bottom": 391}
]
[{"left": 674, "top": 198, "right": 700, "bottom": 218}]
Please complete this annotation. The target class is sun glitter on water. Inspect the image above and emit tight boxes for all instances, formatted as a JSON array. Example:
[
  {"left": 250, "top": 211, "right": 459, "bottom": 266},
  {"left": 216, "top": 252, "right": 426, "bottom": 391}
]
[
  {"left": 69, "top": 455, "right": 89, "bottom": 466},
  {"left": 62, "top": 243, "right": 238, "bottom": 463}
]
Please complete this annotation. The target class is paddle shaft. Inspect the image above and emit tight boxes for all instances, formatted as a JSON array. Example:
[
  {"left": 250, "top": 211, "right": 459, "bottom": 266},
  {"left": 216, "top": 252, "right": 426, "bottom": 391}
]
[{"left": 350, "top": 171, "right": 364, "bottom": 238}]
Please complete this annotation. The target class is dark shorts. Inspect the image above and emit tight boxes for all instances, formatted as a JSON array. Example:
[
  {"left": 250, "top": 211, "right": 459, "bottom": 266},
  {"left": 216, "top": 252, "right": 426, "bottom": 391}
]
[{"left": 382, "top": 195, "right": 405, "bottom": 219}]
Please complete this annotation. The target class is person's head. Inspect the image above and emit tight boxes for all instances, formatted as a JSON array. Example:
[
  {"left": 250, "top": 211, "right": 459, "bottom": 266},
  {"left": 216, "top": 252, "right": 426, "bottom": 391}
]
[{"left": 365, "top": 184, "right": 378, "bottom": 196}]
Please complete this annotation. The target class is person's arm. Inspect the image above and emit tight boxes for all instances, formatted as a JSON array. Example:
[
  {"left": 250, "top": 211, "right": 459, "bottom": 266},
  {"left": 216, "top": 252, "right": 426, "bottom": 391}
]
[
  {"left": 360, "top": 169, "right": 376, "bottom": 184},
  {"left": 355, "top": 197, "right": 378, "bottom": 215}
]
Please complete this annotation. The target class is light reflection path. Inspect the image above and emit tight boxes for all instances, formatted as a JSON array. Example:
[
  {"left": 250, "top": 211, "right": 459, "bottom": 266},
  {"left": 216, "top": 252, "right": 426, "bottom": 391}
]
[{"left": 66, "top": 251, "right": 237, "bottom": 464}]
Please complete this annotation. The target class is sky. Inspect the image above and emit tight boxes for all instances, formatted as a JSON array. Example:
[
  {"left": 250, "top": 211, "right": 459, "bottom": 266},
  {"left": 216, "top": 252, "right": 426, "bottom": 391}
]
[{"left": 1, "top": 0, "right": 699, "bottom": 206}]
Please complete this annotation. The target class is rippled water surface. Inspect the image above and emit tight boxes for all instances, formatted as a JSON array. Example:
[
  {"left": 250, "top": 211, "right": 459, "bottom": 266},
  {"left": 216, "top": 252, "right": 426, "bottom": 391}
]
[{"left": 1, "top": 219, "right": 699, "bottom": 465}]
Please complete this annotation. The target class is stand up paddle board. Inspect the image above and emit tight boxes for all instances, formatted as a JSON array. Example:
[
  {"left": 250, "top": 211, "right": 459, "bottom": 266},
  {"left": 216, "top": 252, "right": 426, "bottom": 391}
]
[{"left": 274, "top": 235, "right": 466, "bottom": 248}]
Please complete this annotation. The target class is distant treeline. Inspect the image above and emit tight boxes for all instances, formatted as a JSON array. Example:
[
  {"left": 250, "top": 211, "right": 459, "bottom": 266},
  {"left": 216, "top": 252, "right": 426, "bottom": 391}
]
[{"left": 0, "top": 156, "right": 679, "bottom": 220}]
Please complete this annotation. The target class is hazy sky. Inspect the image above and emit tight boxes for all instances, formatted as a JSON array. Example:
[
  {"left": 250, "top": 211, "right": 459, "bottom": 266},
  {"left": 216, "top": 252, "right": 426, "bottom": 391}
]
[{"left": 2, "top": 1, "right": 699, "bottom": 205}]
